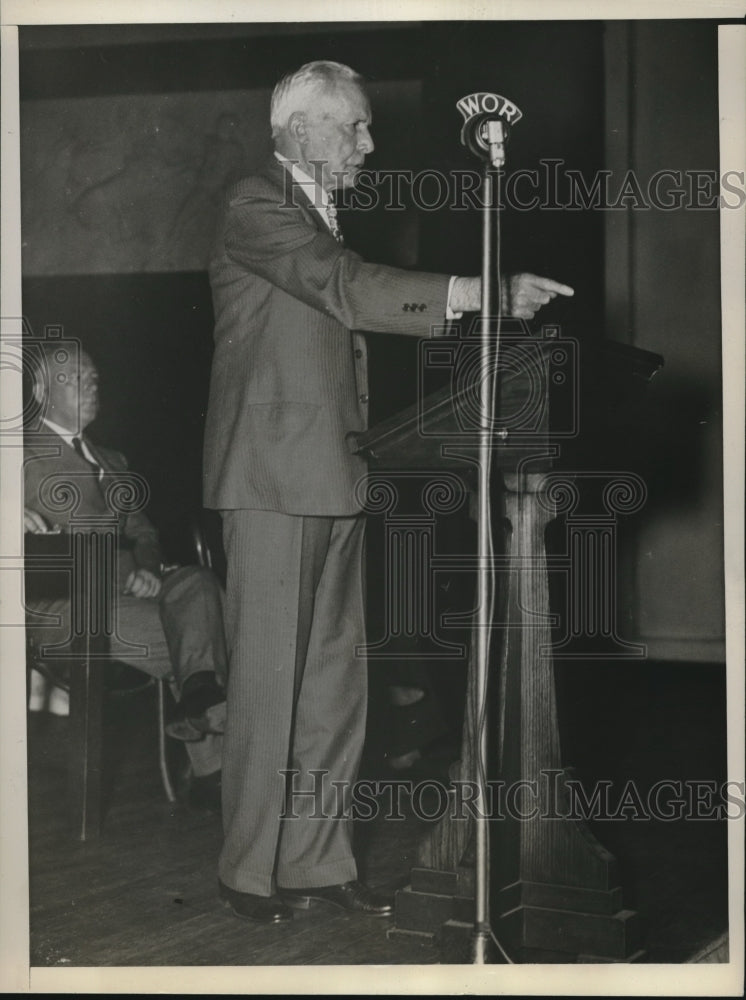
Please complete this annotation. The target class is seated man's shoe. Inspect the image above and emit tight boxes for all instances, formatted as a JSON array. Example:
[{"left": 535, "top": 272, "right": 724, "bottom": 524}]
[
  {"left": 188, "top": 770, "right": 222, "bottom": 814},
  {"left": 179, "top": 671, "right": 226, "bottom": 732},
  {"left": 218, "top": 880, "right": 293, "bottom": 924},
  {"left": 28, "top": 667, "right": 48, "bottom": 712},
  {"left": 47, "top": 683, "right": 70, "bottom": 717},
  {"left": 279, "top": 880, "right": 394, "bottom": 917}
]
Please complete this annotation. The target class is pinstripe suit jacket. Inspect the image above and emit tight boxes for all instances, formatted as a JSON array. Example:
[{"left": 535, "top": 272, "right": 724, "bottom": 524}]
[{"left": 203, "top": 157, "right": 451, "bottom": 517}]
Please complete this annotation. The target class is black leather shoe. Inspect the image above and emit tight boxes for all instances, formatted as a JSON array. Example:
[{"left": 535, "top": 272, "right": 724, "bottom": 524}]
[
  {"left": 218, "top": 880, "right": 293, "bottom": 924},
  {"left": 180, "top": 671, "right": 225, "bottom": 728},
  {"left": 279, "top": 880, "right": 394, "bottom": 917}
]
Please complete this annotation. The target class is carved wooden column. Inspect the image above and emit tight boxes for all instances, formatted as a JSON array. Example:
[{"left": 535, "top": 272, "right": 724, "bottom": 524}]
[
  {"left": 491, "top": 471, "right": 642, "bottom": 961},
  {"left": 395, "top": 470, "right": 644, "bottom": 961}
]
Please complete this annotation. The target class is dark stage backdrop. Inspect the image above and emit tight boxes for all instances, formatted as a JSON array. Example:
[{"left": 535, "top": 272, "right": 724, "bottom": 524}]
[
  {"left": 21, "top": 272, "right": 214, "bottom": 562},
  {"left": 367, "top": 20, "right": 604, "bottom": 423}
]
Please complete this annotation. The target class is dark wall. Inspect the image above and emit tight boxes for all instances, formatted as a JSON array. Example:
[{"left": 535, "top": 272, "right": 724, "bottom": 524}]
[
  {"left": 22, "top": 273, "right": 214, "bottom": 561},
  {"left": 18, "top": 23, "right": 425, "bottom": 97},
  {"left": 367, "top": 20, "right": 606, "bottom": 423},
  {"left": 609, "top": 20, "right": 725, "bottom": 659},
  {"left": 419, "top": 21, "right": 604, "bottom": 293}
]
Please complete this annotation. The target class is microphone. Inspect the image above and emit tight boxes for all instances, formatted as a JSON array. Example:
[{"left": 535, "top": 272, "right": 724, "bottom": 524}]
[{"left": 456, "top": 92, "right": 523, "bottom": 168}]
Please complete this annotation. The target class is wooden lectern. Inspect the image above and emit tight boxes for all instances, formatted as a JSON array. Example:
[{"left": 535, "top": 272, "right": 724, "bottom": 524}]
[{"left": 350, "top": 326, "right": 662, "bottom": 962}]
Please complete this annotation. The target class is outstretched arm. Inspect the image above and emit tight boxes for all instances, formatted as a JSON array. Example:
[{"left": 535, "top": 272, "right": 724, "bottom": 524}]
[{"left": 449, "top": 272, "right": 574, "bottom": 319}]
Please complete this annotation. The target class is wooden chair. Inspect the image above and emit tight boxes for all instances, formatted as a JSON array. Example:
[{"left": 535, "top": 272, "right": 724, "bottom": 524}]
[
  {"left": 26, "top": 505, "right": 227, "bottom": 840},
  {"left": 25, "top": 529, "right": 181, "bottom": 841},
  {"left": 26, "top": 640, "right": 177, "bottom": 840}
]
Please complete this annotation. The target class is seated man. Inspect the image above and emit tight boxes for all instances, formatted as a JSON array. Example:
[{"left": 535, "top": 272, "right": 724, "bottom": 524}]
[{"left": 24, "top": 341, "right": 227, "bottom": 812}]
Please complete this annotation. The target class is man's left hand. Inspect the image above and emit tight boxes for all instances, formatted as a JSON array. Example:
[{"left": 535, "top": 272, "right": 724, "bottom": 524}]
[
  {"left": 123, "top": 568, "right": 162, "bottom": 599},
  {"left": 508, "top": 273, "right": 574, "bottom": 320}
]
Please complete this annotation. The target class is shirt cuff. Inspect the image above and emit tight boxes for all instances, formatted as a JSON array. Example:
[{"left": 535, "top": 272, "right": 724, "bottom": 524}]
[{"left": 446, "top": 275, "right": 464, "bottom": 321}]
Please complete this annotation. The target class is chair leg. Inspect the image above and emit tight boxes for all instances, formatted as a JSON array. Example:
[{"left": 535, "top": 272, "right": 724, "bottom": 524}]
[
  {"left": 68, "top": 652, "right": 104, "bottom": 841},
  {"left": 157, "top": 679, "right": 177, "bottom": 803}
]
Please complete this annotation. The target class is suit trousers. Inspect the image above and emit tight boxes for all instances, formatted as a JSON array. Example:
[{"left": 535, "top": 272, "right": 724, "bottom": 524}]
[
  {"left": 218, "top": 509, "right": 367, "bottom": 896},
  {"left": 27, "top": 559, "right": 226, "bottom": 775}
]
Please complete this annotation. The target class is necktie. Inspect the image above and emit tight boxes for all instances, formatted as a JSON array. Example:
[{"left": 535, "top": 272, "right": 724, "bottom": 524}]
[
  {"left": 325, "top": 199, "right": 344, "bottom": 244},
  {"left": 72, "top": 436, "right": 102, "bottom": 479}
]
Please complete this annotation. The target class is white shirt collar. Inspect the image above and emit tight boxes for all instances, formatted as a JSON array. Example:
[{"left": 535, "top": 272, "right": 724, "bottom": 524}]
[
  {"left": 42, "top": 416, "right": 78, "bottom": 445},
  {"left": 274, "top": 151, "right": 332, "bottom": 228},
  {"left": 41, "top": 417, "right": 97, "bottom": 465}
]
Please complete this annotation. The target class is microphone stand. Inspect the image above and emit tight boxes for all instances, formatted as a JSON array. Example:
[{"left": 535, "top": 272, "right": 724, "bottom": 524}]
[
  {"left": 455, "top": 98, "right": 518, "bottom": 963},
  {"left": 472, "top": 128, "right": 506, "bottom": 966}
]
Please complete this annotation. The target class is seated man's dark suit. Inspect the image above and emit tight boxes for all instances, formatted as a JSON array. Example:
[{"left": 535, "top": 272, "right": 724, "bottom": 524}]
[
  {"left": 204, "top": 156, "right": 452, "bottom": 894},
  {"left": 25, "top": 426, "right": 227, "bottom": 776}
]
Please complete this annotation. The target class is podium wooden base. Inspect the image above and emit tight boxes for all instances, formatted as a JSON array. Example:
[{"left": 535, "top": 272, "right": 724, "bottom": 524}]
[
  {"left": 496, "top": 879, "right": 643, "bottom": 960},
  {"left": 390, "top": 867, "right": 645, "bottom": 963}
]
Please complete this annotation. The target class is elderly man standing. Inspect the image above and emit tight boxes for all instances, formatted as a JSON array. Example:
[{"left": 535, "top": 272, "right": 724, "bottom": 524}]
[
  {"left": 25, "top": 343, "right": 228, "bottom": 812},
  {"left": 204, "top": 60, "right": 572, "bottom": 923}
]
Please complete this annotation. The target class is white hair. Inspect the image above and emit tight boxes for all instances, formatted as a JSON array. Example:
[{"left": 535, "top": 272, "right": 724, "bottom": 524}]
[{"left": 270, "top": 60, "right": 363, "bottom": 137}]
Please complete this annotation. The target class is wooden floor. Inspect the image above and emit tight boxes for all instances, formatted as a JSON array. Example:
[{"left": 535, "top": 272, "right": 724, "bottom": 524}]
[
  {"left": 28, "top": 700, "right": 440, "bottom": 968},
  {"left": 27, "top": 662, "right": 729, "bottom": 967}
]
